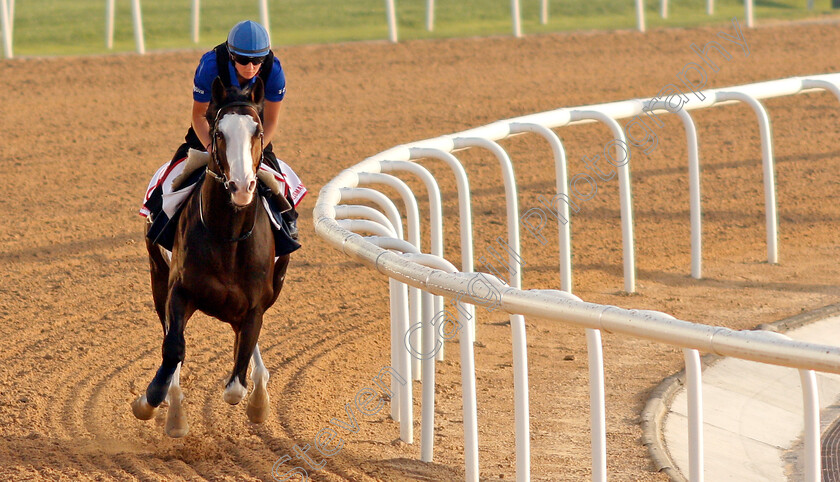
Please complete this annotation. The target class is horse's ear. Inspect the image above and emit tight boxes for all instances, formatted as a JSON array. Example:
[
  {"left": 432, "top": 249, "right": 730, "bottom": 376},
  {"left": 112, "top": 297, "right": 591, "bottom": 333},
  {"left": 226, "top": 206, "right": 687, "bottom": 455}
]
[
  {"left": 211, "top": 77, "right": 226, "bottom": 104},
  {"left": 250, "top": 77, "right": 264, "bottom": 106}
]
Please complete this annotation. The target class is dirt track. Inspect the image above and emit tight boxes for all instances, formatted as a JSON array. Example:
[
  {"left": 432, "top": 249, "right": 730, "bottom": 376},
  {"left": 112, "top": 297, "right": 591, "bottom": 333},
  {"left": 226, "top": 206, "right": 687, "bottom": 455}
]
[{"left": 2, "top": 20, "right": 840, "bottom": 481}]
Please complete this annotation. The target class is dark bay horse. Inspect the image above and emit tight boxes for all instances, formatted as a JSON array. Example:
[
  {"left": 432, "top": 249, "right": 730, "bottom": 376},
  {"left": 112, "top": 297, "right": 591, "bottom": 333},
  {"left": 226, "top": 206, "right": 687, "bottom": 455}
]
[{"left": 132, "top": 77, "right": 290, "bottom": 437}]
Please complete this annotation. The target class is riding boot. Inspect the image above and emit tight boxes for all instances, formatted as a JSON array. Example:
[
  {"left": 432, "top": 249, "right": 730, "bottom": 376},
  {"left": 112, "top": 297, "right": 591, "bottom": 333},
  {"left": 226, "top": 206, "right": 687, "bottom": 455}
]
[{"left": 282, "top": 194, "right": 299, "bottom": 240}]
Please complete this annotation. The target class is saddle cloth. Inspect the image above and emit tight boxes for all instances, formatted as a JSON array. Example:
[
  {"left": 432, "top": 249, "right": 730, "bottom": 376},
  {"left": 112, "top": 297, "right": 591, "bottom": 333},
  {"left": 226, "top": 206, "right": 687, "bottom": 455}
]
[{"left": 139, "top": 154, "right": 306, "bottom": 256}]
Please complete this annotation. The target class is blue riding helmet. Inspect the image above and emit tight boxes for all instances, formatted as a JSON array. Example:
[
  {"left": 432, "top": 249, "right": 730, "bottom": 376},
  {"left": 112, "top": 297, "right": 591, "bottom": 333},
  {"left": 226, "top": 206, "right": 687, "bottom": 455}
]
[{"left": 227, "top": 20, "right": 271, "bottom": 58}]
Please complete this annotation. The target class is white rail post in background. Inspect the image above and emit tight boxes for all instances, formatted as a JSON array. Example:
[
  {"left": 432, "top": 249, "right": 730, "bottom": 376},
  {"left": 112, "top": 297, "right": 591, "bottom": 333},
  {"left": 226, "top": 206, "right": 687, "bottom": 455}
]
[
  {"left": 636, "top": 0, "right": 646, "bottom": 32},
  {"left": 707, "top": 0, "right": 714, "bottom": 15},
  {"left": 191, "top": 0, "right": 200, "bottom": 43},
  {"left": 409, "top": 147, "right": 478, "bottom": 342},
  {"left": 509, "top": 123, "right": 573, "bottom": 293},
  {"left": 453, "top": 136, "right": 530, "bottom": 481},
  {"left": 745, "top": 0, "right": 754, "bottom": 27},
  {"left": 131, "top": 0, "right": 146, "bottom": 54},
  {"left": 661, "top": 0, "right": 668, "bottom": 19},
  {"left": 385, "top": 0, "right": 398, "bottom": 43},
  {"left": 106, "top": 0, "right": 115, "bottom": 49},
  {"left": 675, "top": 108, "right": 704, "bottom": 280},
  {"left": 380, "top": 161, "right": 446, "bottom": 361},
  {"left": 0, "top": 0, "right": 11, "bottom": 59},
  {"left": 259, "top": 0, "right": 270, "bottom": 41},
  {"left": 715, "top": 91, "right": 778, "bottom": 265},
  {"left": 6, "top": 0, "right": 12, "bottom": 37},
  {"left": 426, "top": 0, "right": 434, "bottom": 31},
  {"left": 511, "top": 0, "right": 522, "bottom": 38},
  {"left": 569, "top": 110, "right": 636, "bottom": 293},
  {"left": 540, "top": 0, "right": 548, "bottom": 25}
]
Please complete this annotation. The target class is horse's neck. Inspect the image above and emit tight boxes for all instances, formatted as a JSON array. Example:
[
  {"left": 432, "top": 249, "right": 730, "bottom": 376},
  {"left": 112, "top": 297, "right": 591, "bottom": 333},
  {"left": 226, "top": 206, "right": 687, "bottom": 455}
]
[{"left": 200, "top": 180, "right": 258, "bottom": 242}]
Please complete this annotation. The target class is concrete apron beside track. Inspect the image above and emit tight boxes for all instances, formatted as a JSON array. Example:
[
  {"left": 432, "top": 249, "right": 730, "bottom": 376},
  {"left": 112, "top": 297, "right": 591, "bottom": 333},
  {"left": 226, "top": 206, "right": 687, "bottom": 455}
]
[{"left": 643, "top": 304, "right": 840, "bottom": 481}]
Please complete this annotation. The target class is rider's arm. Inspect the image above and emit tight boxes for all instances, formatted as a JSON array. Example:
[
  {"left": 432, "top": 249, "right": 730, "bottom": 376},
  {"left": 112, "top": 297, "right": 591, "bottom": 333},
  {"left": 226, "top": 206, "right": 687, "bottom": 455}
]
[
  {"left": 263, "top": 100, "right": 282, "bottom": 146},
  {"left": 192, "top": 100, "right": 212, "bottom": 152}
]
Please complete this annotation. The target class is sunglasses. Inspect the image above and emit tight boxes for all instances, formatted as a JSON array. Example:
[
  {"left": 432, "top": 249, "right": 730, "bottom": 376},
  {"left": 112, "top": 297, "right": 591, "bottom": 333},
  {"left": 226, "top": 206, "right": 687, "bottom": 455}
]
[{"left": 233, "top": 54, "right": 266, "bottom": 66}]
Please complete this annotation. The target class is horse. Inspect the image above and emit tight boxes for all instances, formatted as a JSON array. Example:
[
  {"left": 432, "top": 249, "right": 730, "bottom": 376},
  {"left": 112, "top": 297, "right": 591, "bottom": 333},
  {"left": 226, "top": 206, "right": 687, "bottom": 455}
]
[{"left": 131, "top": 77, "right": 290, "bottom": 438}]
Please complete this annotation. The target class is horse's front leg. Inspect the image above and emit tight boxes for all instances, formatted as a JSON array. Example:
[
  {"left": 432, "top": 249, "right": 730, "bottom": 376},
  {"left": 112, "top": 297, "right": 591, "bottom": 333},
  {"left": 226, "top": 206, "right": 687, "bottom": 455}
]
[
  {"left": 246, "top": 343, "right": 270, "bottom": 423},
  {"left": 223, "top": 310, "right": 263, "bottom": 408},
  {"left": 132, "top": 282, "right": 194, "bottom": 437}
]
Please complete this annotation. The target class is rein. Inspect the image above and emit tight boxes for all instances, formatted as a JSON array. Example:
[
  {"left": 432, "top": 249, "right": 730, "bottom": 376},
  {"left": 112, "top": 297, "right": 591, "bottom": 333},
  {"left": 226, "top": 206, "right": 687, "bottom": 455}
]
[
  {"left": 199, "top": 100, "right": 263, "bottom": 243},
  {"left": 198, "top": 183, "right": 257, "bottom": 243}
]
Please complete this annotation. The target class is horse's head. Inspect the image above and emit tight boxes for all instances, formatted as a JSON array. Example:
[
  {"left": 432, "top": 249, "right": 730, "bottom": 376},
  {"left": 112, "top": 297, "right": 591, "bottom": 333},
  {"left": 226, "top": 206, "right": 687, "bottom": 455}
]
[{"left": 206, "top": 77, "right": 265, "bottom": 207}]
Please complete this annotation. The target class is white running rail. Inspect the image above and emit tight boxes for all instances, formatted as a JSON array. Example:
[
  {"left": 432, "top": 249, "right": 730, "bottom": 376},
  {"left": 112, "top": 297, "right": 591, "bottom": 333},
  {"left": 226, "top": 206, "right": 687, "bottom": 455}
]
[{"left": 314, "top": 73, "right": 840, "bottom": 482}]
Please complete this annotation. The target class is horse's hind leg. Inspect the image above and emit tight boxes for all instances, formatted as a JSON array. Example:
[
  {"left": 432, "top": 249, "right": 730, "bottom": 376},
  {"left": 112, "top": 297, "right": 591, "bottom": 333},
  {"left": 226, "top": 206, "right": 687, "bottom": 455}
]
[
  {"left": 246, "top": 343, "right": 270, "bottom": 423},
  {"left": 145, "top": 220, "right": 170, "bottom": 329},
  {"left": 224, "top": 311, "right": 263, "bottom": 406}
]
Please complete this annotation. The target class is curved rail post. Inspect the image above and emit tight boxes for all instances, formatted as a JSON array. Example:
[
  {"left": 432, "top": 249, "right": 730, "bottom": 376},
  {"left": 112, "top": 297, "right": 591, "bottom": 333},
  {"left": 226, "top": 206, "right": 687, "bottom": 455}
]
[
  {"left": 714, "top": 91, "right": 778, "bottom": 265},
  {"left": 338, "top": 187, "right": 404, "bottom": 239},
  {"left": 381, "top": 160, "right": 448, "bottom": 361},
  {"left": 755, "top": 330, "right": 820, "bottom": 482},
  {"left": 646, "top": 101, "right": 704, "bottom": 279},
  {"left": 336, "top": 208, "right": 405, "bottom": 422},
  {"left": 569, "top": 110, "right": 636, "bottom": 293},
  {"left": 409, "top": 147, "right": 478, "bottom": 343},
  {"left": 509, "top": 122, "right": 573, "bottom": 293},
  {"left": 358, "top": 172, "right": 426, "bottom": 379},
  {"left": 801, "top": 78, "right": 840, "bottom": 104},
  {"left": 335, "top": 205, "right": 396, "bottom": 234},
  {"left": 453, "top": 136, "right": 531, "bottom": 482},
  {"left": 537, "top": 290, "right": 606, "bottom": 481},
  {"left": 677, "top": 109, "right": 703, "bottom": 280},
  {"left": 399, "top": 253, "right": 478, "bottom": 482},
  {"left": 366, "top": 236, "right": 419, "bottom": 444},
  {"left": 636, "top": 309, "right": 704, "bottom": 481},
  {"left": 339, "top": 187, "right": 424, "bottom": 382}
]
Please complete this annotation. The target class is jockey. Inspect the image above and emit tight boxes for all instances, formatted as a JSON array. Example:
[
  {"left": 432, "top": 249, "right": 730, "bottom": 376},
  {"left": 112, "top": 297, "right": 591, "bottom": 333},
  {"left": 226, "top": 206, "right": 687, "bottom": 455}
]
[{"left": 164, "top": 20, "right": 301, "bottom": 239}]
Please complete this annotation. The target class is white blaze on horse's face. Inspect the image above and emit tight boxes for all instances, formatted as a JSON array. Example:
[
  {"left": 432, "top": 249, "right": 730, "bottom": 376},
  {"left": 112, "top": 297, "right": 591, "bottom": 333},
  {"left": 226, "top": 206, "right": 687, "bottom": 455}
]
[{"left": 218, "top": 113, "right": 259, "bottom": 207}]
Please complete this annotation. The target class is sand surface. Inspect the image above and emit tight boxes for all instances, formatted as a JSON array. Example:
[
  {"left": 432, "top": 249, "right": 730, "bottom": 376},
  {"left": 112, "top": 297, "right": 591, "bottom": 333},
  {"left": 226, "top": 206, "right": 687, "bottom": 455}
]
[{"left": 2, "top": 21, "right": 840, "bottom": 480}]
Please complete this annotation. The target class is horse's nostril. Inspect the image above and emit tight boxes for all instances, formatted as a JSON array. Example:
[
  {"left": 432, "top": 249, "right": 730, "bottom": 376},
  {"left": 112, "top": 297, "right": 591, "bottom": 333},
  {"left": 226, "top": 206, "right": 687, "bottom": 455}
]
[
  {"left": 247, "top": 180, "right": 257, "bottom": 193},
  {"left": 229, "top": 183, "right": 238, "bottom": 194}
]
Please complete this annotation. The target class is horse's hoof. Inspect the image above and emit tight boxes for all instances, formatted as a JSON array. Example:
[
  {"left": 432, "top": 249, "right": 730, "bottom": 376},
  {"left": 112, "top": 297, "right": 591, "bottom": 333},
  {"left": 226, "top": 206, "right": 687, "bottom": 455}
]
[
  {"left": 223, "top": 379, "right": 247, "bottom": 405},
  {"left": 246, "top": 384, "right": 270, "bottom": 423},
  {"left": 165, "top": 387, "right": 189, "bottom": 438},
  {"left": 131, "top": 394, "right": 156, "bottom": 420}
]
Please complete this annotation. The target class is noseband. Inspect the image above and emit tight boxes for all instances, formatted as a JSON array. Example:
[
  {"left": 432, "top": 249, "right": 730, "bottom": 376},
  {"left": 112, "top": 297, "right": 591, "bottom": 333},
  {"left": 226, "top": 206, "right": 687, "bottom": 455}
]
[{"left": 206, "top": 101, "right": 265, "bottom": 191}]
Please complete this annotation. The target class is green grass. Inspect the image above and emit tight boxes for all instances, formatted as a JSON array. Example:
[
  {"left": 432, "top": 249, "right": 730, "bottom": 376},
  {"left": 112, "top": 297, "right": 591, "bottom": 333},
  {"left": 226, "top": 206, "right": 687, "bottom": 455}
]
[{"left": 5, "top": 0, "right": 839, "bottom": 57}]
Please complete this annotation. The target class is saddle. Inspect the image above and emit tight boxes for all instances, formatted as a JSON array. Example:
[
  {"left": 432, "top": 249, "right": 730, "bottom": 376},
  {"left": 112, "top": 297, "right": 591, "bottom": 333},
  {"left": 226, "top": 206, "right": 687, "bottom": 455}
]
[
  {"left": 145, "top": 149, "right": 300, "bottom": 255},
  {"left": 172, "top": 149, "right": 292, "bottom": 213}
]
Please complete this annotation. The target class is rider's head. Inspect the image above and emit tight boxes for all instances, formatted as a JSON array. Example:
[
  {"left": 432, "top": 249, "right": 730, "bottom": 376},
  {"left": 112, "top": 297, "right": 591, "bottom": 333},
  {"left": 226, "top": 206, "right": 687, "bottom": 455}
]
[{"left": 226, "top": 20, "right": 271, "bottom": 80}]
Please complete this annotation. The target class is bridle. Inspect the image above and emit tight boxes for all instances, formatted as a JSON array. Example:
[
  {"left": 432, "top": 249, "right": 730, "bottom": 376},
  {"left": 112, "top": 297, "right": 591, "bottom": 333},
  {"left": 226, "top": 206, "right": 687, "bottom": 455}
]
[
  {"left": 200, "top": 100, "right": 264, "bottom": 243},
  {"left": 205, "top": 101, "right": 265, "bottom": 190}
]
